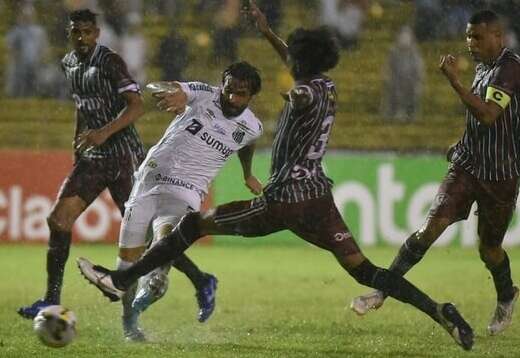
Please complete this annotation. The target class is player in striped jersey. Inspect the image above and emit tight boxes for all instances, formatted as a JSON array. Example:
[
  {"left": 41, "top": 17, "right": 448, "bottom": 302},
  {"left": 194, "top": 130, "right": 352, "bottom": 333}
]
[
  {"left": 77, "top": 1, "right": 474, "bottom": 350},
  {"left": 17, "top": 10, "right": 218, "bottom": 339},
  {"left": 352, "top": 10, "right": 520, "bottom": 336}
]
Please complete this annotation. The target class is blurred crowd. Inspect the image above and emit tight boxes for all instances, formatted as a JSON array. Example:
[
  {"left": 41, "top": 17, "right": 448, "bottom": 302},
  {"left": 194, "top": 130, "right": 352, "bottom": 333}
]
[
  {"left": 3, "top": 0, "right": 284, "bottom": 99},
  {"left": 3, "top": 0, "right": 520, "bottom": 123}
]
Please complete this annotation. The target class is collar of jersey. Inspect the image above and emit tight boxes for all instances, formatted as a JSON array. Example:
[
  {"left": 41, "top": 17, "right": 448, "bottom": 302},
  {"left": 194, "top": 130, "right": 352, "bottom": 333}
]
[{"left": 483, "top": 47, "right": 508, "bottom": 69}]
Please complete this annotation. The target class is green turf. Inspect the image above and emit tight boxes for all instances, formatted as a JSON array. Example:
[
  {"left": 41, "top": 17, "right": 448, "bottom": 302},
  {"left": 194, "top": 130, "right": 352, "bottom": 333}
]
[{"left": 1, "top": 244, "right": 519, "bottom": 357}]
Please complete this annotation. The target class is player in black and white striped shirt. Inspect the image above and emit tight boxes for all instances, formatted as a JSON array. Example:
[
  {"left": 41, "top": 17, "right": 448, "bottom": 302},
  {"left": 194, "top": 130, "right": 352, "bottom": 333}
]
[
  {"left": 18, "top": 10, "right": 216, "bottom": 339},
  {"left": 353, "top": 10, "right": 520, "bottom": 336},
  {"left": 17, "top": 8, "right": 146, "bottom": 322},
  {"left": 263, "top": 68, "right": 336, "bottom": 203},
  {"left": 77, "top": 2, "right": 474, "bottom": 350}
]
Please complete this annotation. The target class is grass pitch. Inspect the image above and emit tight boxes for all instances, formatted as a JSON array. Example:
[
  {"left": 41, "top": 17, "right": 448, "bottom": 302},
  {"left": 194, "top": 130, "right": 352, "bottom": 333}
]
[{"left": 1, "top": 243, "right": 519, "bottom": 357}]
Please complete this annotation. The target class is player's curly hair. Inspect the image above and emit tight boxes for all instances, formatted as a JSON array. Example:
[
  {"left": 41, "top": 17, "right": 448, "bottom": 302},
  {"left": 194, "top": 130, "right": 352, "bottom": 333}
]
[
  {"left": 70, "top": 9, "right": 98, "bottom": 24},
  {"left": 287, "top": 27, "right": 339, "bottom": 78},
  {"left": 222, "top": 61, "right": 262, "bottom": 95}
]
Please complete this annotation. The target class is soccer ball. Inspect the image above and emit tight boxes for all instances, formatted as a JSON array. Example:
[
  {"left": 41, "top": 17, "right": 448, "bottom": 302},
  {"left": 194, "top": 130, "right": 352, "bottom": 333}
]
[{"left": 33, "top": 305, "right": 77, "bottom": 348}]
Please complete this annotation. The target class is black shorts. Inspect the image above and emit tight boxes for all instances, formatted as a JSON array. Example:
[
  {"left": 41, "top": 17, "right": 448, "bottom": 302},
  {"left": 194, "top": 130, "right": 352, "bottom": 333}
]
[
  {"left": 213, "top": 194, "right": 360, "bottom": 256},
  {"left": 429, "top": 165, "right": 519, "bottom": 246},
  {"left": 57, "top": 153, "right": 144, "bottom": 214}
]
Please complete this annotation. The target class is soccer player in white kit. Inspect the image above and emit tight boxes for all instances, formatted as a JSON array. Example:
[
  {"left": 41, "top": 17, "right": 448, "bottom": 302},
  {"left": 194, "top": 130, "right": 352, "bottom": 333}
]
[{"left": 117, "top": 62, "right": 263, "bottom": 340}]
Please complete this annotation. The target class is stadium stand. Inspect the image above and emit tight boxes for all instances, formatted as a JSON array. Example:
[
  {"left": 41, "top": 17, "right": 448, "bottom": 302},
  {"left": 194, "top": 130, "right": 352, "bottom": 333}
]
[{"left": 0, "top": 1, "right": 472, "bottom": 152}]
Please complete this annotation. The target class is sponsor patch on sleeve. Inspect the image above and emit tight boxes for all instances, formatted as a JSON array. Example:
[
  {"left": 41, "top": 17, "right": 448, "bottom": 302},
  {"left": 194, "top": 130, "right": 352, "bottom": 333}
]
[
  {"left": 188, "top": 82, "right": 213, "bottom": 92},
  {"left": 486, "top": 86, "right": 511, "bottom": 109}
]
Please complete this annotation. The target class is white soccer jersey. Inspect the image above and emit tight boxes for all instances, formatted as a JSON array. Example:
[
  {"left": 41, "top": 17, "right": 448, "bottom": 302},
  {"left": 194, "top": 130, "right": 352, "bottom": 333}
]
[{"left": 128, "top": 81, "right": 263, "bottom": 207}]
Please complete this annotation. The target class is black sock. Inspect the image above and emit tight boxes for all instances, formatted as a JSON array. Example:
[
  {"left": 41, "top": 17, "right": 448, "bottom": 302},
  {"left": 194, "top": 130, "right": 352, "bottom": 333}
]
[
  {"left": 389, "top": 232, "right": 429, "bottom": 276},
  {"left": 487, "top": 253, "right": 515, "bottom": 302},
  {"left": 114, "top": 213, "right": 201, "bottom": 289},
  {"left": 45, "top": 230, "right": 72, "bottom": 303},
  {"left": 350, "top": 259, "right": 439, "bottom": 322},
  {"left": 172, "top": 254, "right": 208, "bottom": 291}
]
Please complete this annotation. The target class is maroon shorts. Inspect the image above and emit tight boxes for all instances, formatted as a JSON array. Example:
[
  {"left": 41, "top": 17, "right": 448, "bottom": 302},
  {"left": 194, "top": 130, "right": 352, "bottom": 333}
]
[
  {"left": 57, "top": 153, "right": 143, "bottom": 214},
  {"left": 213, "top": 194, "right": 360, "bottom": 256},
  {"left": 429, "top": 165, "right": 519, "bottom": 246}
]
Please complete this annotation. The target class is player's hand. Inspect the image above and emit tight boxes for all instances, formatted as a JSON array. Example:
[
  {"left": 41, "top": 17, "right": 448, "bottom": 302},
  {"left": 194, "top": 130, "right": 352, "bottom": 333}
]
[
  {"left": 245, "top": 175, "right": 263, "bottom": 195},
  {"left": 155, "top": 91, "right": 187, "bottom": 115},
  {"left": 439, "top": 54, "right": 459, "bottom": 82},
  {"left": 247, "top": 0, "right": 270, "bottom": 34},
  {"left": 75, "top": 129, "right": 109, "bottom": 153}
]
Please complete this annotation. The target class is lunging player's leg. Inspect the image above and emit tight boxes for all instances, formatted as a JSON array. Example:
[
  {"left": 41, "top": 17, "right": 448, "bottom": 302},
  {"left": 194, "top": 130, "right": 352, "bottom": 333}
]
[
  {"left": 335, "top": 248, "right": 473, "bottom": 350},
  {"left": 351, "top": 218, "right": 450, "bottom": 314},
  {"left": 287, "top": 194, "right": 473, "bottom": 350},
  {"left": 78, "top": 198, "right": 272, "bottom": 296}
]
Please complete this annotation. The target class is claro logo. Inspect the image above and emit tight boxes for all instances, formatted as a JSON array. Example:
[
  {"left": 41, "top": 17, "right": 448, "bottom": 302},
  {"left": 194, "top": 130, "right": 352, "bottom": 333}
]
[{"left": 0, "top": 186, "right": 121, "bottom": 242}]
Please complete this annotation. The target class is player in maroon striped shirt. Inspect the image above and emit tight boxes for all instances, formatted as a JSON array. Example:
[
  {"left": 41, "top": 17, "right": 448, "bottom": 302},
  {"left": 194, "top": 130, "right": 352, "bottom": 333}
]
[
  {"left": 76, "top": 1, "right": 474, "bottom": 350},
  {"left": 353, "top": 10, "right": 520, "bottom": 336}
]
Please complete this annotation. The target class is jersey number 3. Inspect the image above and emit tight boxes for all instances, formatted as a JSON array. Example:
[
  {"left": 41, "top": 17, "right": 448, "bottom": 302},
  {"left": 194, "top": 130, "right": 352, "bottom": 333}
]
[{"left": 307, "top": 115, "right": 334, "bottom": 160}]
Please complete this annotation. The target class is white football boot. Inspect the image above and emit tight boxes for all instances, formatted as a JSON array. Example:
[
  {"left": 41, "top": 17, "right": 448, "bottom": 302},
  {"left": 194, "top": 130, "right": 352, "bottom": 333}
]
[
  {"left": 488, "top": 286, "right": 519, "bottom": 335},
  {"left": 350, "top": 290, "right": 385, "bottom": 315},
  {"left": 77, "top": 257, "right": 125, "bottom": 302}
]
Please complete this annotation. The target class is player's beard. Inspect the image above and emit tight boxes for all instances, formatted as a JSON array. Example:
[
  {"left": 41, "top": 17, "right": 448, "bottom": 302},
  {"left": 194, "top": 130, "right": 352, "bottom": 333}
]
[{"left": 221, "top": 98, "right": 246, "bottom": 118}]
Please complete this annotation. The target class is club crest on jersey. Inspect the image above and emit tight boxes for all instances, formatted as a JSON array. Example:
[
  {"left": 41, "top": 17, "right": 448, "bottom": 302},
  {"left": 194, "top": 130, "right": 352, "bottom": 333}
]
[{"left": 232, "top": 128, "right": 245, "bottom": 144}]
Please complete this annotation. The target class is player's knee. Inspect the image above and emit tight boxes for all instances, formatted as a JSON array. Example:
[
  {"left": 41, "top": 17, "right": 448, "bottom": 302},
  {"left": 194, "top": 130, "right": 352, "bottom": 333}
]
[
  {"left": 417, "top": 218, "right": 450, "bottom": 246},
  {"left": 47, "top": 213, "right": 72, "bottom": 232}
]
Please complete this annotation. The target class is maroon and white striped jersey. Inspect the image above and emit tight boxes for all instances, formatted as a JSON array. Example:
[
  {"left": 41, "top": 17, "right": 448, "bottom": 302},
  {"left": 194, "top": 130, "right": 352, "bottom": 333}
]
[
  {"left": 62, "top": 44, "right": 145, "bottom": 160},
  {"left": 264, "top": 75, "right": 337, "bottom": 203},
  {"left": 451, "top": 48, "right": 520, "bottom": 181}
]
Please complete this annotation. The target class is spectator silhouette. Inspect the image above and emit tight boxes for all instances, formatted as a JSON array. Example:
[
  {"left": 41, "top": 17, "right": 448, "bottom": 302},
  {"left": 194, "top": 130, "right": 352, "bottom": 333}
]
[
  {"left": 381, "top": 26, "right": 424, "bottom": 122},
  {"left": 97, "top": 14, "right": 120, "bottom": 51},
  {"left": 257, "top": 0, "right": 282, "bottom": 32},
  {"left": 319, "top": 0, "right": 367, "bottom": 50},
  {"left": 157, "top": 25, "right": 189, "bottom": 81},
  {"left": 211, "top": 0, "right": 241, "bottom": 65},
  {"left": 121, "top": 13, "right": 148, "bottom": 86},
  {"left": 414, "top": 0, "right": 443, "bottom": 41},
  {"left": 5, "top": 5, "right": 49, "bottom": 97}
]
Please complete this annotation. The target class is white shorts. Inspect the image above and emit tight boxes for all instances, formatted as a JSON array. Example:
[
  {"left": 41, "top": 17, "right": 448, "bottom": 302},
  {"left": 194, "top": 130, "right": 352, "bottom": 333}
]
[{"left": 118, "top": 190, "right": 201, "bottom": 249}]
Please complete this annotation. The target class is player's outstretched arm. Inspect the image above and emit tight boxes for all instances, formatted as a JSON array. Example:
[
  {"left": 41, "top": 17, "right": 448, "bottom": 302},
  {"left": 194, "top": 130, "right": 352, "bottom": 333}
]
[
  {"left": 153, "top": 82, "right": 188, "bottom": 115},
  {"left": 238, "top": 143, "right": 262, "bottom": 195},
  {"left": 248, "top": 0, "right": 288, "bottom": 66}
]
